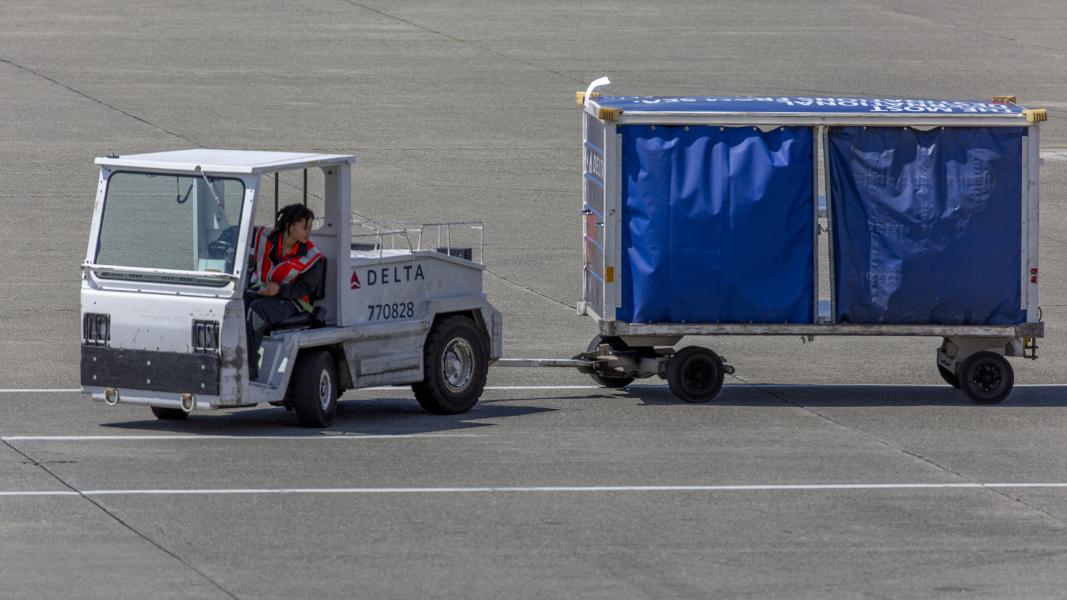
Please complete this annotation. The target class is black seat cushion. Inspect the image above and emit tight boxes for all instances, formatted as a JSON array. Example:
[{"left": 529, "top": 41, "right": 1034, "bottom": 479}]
[{"left": 272, "top": 306, "right": 326, "bottom": 332}]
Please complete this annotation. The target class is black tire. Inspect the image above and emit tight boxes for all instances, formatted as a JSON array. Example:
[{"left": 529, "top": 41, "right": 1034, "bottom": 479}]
[
  {"left": 150, "top": 406, "right": 189, "bottom": 420},
  {"left": 666, "top": 346, "right": 725, "bottom": 403},
  {"left": 937, "top": 363, "right": 961, "bottom": 388},
  {"left": 959, "top": 351, "right": 1014, "bottom": 404},
  {"left": 412, "top": 316, "right": 488, "bottom": 415},
  {"left": 290, "top": 350, "right": 338, "bottom": 427},
  {"left": 586, "top": 335, "right": 636, "bottom": 388}
]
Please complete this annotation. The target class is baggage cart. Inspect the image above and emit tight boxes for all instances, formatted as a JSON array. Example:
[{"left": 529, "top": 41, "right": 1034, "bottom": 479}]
[{"left": 503, "top": 79, "right": 1047, "bottom": 405}]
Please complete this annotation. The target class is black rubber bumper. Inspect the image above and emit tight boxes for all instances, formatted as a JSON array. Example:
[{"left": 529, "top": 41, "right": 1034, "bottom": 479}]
[{"left": 81, "top": 345, "right": 220, "bottom": 395}]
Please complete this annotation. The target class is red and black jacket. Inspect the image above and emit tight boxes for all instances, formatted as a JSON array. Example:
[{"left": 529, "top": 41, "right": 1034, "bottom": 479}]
[{"left": 249, "top": 226, "right": 325, "bottom": 312}]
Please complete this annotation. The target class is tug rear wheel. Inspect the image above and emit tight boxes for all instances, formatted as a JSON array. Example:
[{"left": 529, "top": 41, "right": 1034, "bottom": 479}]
[
  {"left": 959, "top": 351, "right": 1013, "bottom": 404},
  {"left": 667, "top": 346, "right": 725, "bottom": 403},
  {"left": 413, "top": 316, "right": 488, "bottom": 415}
]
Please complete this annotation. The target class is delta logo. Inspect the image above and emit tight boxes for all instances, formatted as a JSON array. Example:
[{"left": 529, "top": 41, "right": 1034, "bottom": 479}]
[{"left": 351, "top": 265, "right": 425, "bottom": 291}]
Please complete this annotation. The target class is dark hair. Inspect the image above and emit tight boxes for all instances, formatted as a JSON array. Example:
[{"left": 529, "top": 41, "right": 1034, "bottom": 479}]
[{"left": 273, "top": 203, "right": 315, "bottom": 237}]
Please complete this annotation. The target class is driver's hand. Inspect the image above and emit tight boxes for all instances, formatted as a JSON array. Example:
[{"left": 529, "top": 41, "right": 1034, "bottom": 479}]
[{"left": 259, "top": 282, "right": 280, "bottom": 297}]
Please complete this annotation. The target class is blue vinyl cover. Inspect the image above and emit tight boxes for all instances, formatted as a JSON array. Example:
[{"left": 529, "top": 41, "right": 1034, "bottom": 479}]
[
  {"left": 828, "top": 126, "right": 1026, "bottom": 325},
  {"left": 618, "top": 125, "right": 814, "bottom": 324}
]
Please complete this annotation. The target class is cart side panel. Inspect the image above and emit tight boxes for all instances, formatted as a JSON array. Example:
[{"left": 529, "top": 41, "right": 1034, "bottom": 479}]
[
  {"left": 581, "top": 112, "right": 607, "bottom": 318},
  {"left": 827, "top": 125, "right": 1026, "bottom": 325},
  {"left": 617, "top": 125, "right": 815, "bottom": 324}
]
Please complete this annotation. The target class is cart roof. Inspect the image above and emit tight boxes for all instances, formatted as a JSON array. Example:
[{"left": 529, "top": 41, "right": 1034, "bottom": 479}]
[
  {"left": 95, "top": 149, "right": 355, "bottom": 175},
  {"left": 594, "top": 95, "right": 1025, "bottom": 115},
  {"left": 588, "top": 95, "right": 1040, "bottom": 127}
]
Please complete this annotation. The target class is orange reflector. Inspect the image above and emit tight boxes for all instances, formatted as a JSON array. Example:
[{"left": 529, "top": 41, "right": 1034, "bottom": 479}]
[{"left": 605, "top": 266, "right": 615, "bottom": 283}]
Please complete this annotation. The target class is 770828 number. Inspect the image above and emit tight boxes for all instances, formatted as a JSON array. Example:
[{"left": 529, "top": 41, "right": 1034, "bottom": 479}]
[{"left": 367, "top": 302, "right": 415, "bottom": 321}]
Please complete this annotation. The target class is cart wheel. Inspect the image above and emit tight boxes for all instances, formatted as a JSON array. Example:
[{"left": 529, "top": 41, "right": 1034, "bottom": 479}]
[
  {"left": 958, "top": 351, "right": 1014, "bottom": 404},
  {"left": 413, "top": 316, "right": 488, "bottom": 415},
  {"left": 937, "top": 363, "right": 960, "bottom": 388},
  {"left": 150, "top": 407, "right": 189, "bottom": 420},
  {"left": 666, "top": 346, "right": 725, "bottom": 403},
  {"left": 586, "top": 336, "right": 636, "bottom": 388},
  {"left": 290, "top": 350, "right": 338, "bottom": 428}
]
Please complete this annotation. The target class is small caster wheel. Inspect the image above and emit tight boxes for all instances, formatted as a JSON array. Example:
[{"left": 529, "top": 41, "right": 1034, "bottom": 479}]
[
  {"left": 937, "top": 363, "right": 960, "bottom": 388},
  {"left": 586, "top": 335, "right": 635, "bottom": 388},
  {"left": 959, "top": 351, "right": 1014, "bottom": 404},
  {"left": 666, "top": 346, "right": 725, "bottom": 403}
]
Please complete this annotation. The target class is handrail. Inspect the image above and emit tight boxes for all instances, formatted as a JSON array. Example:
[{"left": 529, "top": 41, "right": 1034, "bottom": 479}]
[{"left": 350, "top": 219, "right": 485, "bottom": 265}]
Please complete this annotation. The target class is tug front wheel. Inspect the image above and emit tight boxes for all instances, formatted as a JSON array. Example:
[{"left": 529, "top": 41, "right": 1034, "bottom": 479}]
[
  {"left": 413, "top": 316, "right": 488, "bottom": 415},
  {"left": 150, "top": 407, "right": 189, "bottom": 420},
  {"left": 290, "top": 350, "right": 338, "bottom": 428}
]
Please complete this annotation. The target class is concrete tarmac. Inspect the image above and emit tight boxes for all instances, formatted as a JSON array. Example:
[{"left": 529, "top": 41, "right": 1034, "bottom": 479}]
[{"left": 1, "top": 1, "right": 1066, "bottom": 598}]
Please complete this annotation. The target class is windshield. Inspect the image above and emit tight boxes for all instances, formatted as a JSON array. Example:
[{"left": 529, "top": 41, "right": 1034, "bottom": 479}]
[{"left": 95, "top": 172, "right": 246, "bottom": 280}]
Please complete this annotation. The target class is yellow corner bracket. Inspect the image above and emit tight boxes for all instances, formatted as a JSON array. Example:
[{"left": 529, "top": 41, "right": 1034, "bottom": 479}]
[
  {"left": 1024, "top": 108, "right": 1048, "bottom": 123},
  {"left": 575, "top": 91, "right": 601, "bottom": 106},
  {"left": 597, "top": 107, "right": 622, "bottom": 121}
]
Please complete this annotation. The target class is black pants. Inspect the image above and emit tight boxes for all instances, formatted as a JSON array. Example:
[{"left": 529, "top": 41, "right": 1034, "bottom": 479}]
[{"left": 245, "top": 295, "right": 302, "bottom": 380}]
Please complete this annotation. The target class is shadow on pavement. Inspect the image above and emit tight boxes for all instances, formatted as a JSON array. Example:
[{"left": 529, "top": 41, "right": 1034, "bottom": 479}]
[
  {"left": 101, "top": 396, "right": 555, "bottom": 435},
  {"left": 620, "top": 384, "right": 1067, "bottom": 407}
]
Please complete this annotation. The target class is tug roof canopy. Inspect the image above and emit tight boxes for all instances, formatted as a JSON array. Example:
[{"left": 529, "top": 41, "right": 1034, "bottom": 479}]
[{"left": 96, "top": 149, "right": 355, "bottom": 175}]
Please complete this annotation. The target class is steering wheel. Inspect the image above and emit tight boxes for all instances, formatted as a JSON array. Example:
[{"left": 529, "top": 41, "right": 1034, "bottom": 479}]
[{"left": 207, "top": 226, "right": 239, "bottom": 260}]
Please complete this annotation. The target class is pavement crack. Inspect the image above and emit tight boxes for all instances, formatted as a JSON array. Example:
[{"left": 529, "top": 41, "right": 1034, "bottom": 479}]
[
  {"left": 727, "top": 373, "right": 1067, "bottom": 528},
  {"left": 729, "top": 373, "right": 970, "bottom": 479},
  {"left": 1, "top": 438, "right": 239, "bottom": 599},
  {"left": 856, "top": 0, "right": 1065, "bottom": 58},
  {"left": 484, "top": 267, "right": 575, "bottom": 311},
  {"left": 338, "top": 0, "right": 583, "bottom": 84},
  {"left": 0, "top": 56, "right": 204, "bottom": 147},
  {"left": 3, "top": 48, "right": 576, "bottom": 316}
]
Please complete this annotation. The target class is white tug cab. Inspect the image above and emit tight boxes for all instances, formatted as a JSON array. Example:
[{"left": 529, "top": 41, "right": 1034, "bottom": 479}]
[{"left": 81, "top": 150, "right": 501, "bottom": 427}]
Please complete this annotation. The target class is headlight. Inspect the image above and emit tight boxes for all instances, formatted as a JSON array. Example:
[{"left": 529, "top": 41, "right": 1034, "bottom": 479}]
[
  {"left": 83, "top": 313, "right": 110, "bottom": 346},
  {"left": 192, "top": 320, "right": 220, "bottom": 353}
]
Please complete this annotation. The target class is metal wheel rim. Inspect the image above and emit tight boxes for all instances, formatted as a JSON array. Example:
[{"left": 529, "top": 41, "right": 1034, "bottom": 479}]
[
  {"left": 442, "top": 338, "right": 475, "bottom": 393},
  {"left": 969, "top": 360, "right": 1005, "bottom": 396},
  {"left": 682, "top": 357, "right": 716, "bottom": 394},
  {"left": 318, "top": 369, "right": 333, "bottom": 410}
]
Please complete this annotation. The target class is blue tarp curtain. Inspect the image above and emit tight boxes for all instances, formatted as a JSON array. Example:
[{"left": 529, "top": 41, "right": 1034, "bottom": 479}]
[
  {"left": 618, "top": 125, "right": 815, "bottom": 324},
  {"left": 828, "top": 126, "right": 1026, "bottom": 325}
]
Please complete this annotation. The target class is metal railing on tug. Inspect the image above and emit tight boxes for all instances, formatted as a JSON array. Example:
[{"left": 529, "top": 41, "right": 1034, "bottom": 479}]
[{"left": 350, "top": 219, "right": 485, "bottom": 264}]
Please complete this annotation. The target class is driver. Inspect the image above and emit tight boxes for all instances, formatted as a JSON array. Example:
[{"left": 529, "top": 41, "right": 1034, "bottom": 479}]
[{"left": 245, "top": 204, "right": 325, "bottom": 381}]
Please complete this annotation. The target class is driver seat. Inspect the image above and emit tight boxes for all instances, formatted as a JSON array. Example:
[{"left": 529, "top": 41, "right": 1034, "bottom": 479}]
[{"left": 270, "top": 306, "right": 327, "bottom": 333}]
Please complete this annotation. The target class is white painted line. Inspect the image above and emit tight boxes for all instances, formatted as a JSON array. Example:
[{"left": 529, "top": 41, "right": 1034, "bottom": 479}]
[
  {"left": 0, "top": 385, "right": 599, "bottom": 394},
  {"left": 2, "top": 383, "right": 1065, "bottom": 395},
  {"left": 1041, "top": 149, "right": 1067, "bottom": 161},
  {"left": 4, "top": 482, "right": 1067, "bottom": 498},
  {"left": 0, "top": 389, "right": 81, "bottom": 393},
  {"left": 2, "top": 434, "right": 483, "bottom": 442},
  {"left": 484, "top": 385, "right": 600, "bottom": 390},
  {"left": 361, "top": 385, "right": 600, "bottom": 391},
  {"left": 0, "top": 491, "right": 80, "bottom": 497}
]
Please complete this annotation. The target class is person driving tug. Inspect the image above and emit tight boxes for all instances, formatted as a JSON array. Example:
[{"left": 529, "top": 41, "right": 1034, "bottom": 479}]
[{"left": 245, "top": 203, "right": 325, "bottom": 381}]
